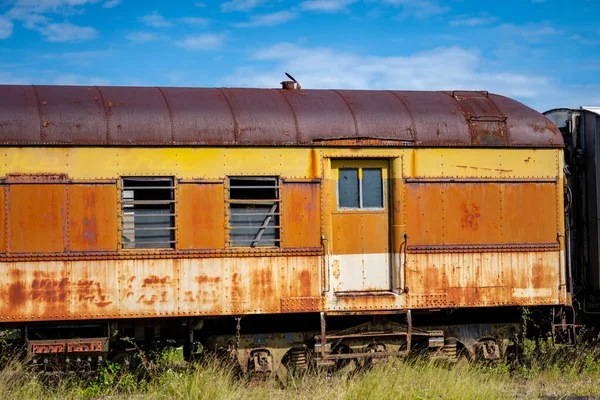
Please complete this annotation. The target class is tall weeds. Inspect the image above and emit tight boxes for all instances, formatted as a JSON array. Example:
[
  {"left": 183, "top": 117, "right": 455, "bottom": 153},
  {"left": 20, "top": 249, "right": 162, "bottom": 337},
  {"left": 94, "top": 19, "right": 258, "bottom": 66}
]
[{"left": 2, "top": 342, "right": 600, "bottom": 399}]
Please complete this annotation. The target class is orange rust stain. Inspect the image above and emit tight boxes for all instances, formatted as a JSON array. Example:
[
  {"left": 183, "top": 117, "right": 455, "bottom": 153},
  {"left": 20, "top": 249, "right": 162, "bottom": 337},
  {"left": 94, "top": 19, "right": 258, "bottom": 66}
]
[
  {"left": 196, "top": 274, "right": 221, "bottom": 284},
  {"left": 332, "top": 259, "right": 340, "bottom": 280},
  {"left": 460, "top": 202, "right": 481, "bottom": 230},
  {"left": 250, "top": 268, "right": 274, "bottom": 305},
  {"left": 299, "top": 270, "right": 311, "bottom": 296},
  {"left": 142, "top": 275, "right": 170, "bottom": 287},
  {"left": 178, "top": 183, "right": 225, "bottom": 249},
  {"left": 9, "top": 184, "right": 66, "bottom": 253},
  {"left": 8, "top": 270, "right": 26, "bottom": 307},
  {"left": 74, "top": 278, "right": 112, "bottom": 307},
  {"left": 69, "top": 184, "right": 118, "bottom": 251},
  {"left": 283, "top": 182, "right": 321, "bottom": 248},
  {"left": 31, "top": 275, "right": 69, "bottom": 303},
  {"left": 230, "top": 272, "right": 243, "bottom": 306}
]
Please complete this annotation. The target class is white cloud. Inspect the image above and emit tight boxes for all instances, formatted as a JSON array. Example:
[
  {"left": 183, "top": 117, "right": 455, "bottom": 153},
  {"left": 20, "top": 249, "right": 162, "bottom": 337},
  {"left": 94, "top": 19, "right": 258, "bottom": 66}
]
[
  {"left": 175, "top": 33, "right": 226, "bottom": 50},
  {"left": 4, "top": 0, "right": 103, "bottom": 41},
  {"left": 376, "top": 0, "right": 449, "bottom": 18},
  {"left": 195, "top": 1, "right": 207, "bottom": 7},
  {"left": 7, "top": 0, "right": 101, "bottom": 15},
  {"left": 0, "top": 16, "right": 14, "bottom": 39},
  {"left": 233, "top": 10, "right": 297, "bottom": 27},
  {"left": 449, "top": 16, "right": 498, "bottom": 27},
  {"left": 102, "top": 0, "right": 120, "bottom": 8},
  {"left": 300, "top": 0, "right": 358, "bottom": 12},
  {"left": 497, "top": 22, "right": 561, "bottom": 42},
  {"left": 221, "top": 0, "right": 266, "bottom": 12},
  {"left": 126, "top": 31, "right": 166, "bottom": 43},
  {"left": 221, "top": 42, "right": 590, "bottom": 110},
  {"left": 180, "top": 17, "right": 210, "bottom": 27},
  {"left": 34, "top": 21, "right": 98, "bottom": 41},
  {"left": 140, "top": 11, "right": 173, "bottom": 28}
]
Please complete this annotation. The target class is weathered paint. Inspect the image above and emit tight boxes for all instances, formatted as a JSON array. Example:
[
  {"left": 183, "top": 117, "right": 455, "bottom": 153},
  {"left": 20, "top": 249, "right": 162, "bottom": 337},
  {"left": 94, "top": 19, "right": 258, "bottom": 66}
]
[
  {"left": 282, "top": 182, "right": 321, "bottom": 248},
  {"left": 8, "top": 184, "right": 66, "bottom": 253},
  {"left": 405, "top": 251, "right": 562, "bottom": 307},
  {"left": 0, "top": 86, "right": 562, "bottom": 148},
  {"left": 0, "top": 256, "right": 321, "bottom": 321},
  {"left": 405, "top": 181, "right": 559, "bottom": 245},
  {"left": 0, "top": 145, "right": 568, "bottom": 322},
  {"left": 329, "top": 159, "right": 391, "bottom": 292},
  {"left": 178, "top": 183, "right": 226, "bottom": 250},
  {"left": 0, "top": 186, "right": 5, "bottom": 253},
  {"left": 69, "top": 184, "right": 118, "bottom": 251}
]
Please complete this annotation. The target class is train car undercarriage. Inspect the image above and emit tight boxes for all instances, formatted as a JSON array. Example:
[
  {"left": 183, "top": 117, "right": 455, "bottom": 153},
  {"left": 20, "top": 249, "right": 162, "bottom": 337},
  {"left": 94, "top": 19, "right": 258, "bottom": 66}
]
[{"left": 3, "top": 307, "right": 534, "bottom": 376}]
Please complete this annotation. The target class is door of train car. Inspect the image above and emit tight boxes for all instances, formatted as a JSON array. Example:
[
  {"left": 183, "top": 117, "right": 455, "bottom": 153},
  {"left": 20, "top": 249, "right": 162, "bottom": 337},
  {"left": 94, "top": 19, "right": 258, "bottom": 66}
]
[{"left": 328, "top": 159, "right": 391, "bottom": 292}]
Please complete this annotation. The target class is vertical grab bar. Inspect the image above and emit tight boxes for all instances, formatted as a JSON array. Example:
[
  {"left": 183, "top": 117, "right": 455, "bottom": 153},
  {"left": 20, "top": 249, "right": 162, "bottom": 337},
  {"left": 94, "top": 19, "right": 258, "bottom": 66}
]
[{"left": 321, "top": 236, "right": 331, "bottom": 294}]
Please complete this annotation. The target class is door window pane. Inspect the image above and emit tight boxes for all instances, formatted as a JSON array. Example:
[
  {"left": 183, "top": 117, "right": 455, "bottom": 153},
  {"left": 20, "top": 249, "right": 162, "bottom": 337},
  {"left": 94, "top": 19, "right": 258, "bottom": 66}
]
[
  {"left": 338, "top": 168, "right": 359, "bottom": 208},
  {"left": 362, "top": 168, "right": 383, "bottom": 208}
]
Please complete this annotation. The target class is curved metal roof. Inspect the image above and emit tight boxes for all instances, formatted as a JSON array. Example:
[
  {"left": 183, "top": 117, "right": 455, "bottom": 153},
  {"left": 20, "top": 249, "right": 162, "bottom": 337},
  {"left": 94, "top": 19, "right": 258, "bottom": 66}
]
[{"left": 0, "top": 85, "right": 562, "bottom": 147}]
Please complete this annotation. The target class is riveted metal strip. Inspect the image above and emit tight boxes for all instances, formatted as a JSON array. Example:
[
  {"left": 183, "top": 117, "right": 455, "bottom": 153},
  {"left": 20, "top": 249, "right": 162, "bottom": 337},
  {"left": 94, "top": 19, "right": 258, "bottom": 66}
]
[
  {"left": 406, "top": 243, "right": 559, "bottom": 253},
  {"left": 280, "top": 297, "right": 323, "bottom": 313},
  {"left": 0, "top": 247, "right": 323, "bottom": 262}
]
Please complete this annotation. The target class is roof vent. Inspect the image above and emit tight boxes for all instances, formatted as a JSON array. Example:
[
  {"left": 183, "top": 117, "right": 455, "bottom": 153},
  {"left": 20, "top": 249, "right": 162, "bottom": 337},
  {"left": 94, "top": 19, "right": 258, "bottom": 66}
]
[
  {"left": 281, "top": 72, "right": 301, "bottom": 90},
  {"left": 281, "top": 81, "right": 295, "bottom": 90}
]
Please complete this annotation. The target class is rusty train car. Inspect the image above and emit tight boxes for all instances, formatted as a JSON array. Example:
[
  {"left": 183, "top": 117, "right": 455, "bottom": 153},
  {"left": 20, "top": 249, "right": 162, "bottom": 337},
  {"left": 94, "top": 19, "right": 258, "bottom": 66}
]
[{"left": 0, "top": 83, "right": 569, "bottom": 374}]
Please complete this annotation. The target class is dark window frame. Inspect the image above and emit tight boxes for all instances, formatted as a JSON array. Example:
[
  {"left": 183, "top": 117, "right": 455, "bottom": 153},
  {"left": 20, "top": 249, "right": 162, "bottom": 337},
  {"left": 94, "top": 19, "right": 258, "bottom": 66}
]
[
  {"left": 337, "top": 167, "right": 384, "bottom": 210},
  {"left": 227, "top": 176, "right": 281, "bottom": 248},
  {"left": 120, "top": 177, "right": 176, "bottom": 250}
]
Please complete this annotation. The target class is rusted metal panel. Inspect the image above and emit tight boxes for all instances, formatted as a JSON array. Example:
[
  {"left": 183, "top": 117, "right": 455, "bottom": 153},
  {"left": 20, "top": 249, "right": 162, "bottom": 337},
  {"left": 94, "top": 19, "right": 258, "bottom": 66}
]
[
  {"left": 405, "top": 181, "right": 558, "bottom": 246},
  {"left": 96, "top": 86, "right": 172, "bottom": 144},
  {"left": 6, "top": 262, "right": 70, "bottom": 321},
  {"left": 280, "top": 297, "right": 322, "bottom": 313},
  {"left": 392, "top": 91, "right": 472, "bottom": 146},
  {"left": 0, "top": 85, "right": 564, "bottom": 148},
  {"left": 1, "top": 256, "right": 321, "bottom": 321},
  {"left": 405, "top": 251, "right": 562, "bottom": 307},
  {"left": 219, "top": 88, "right": 297, "bottom": 145},
  {"left": 178, "top": 183, "right": 226, "bottom": 249},
  {"left": 68, "top": 260, "right": 118, "bottom": 318},
  {"left": 0, "top": 85, "right": 39, "bottom": 143},
  {"left": 280, "top": 90, "right": 357, "bottom": 143},
  {"left": 336, "top": 90, "right": 414, "bottom": 141},
  {"left": 118, "top": 259, "right": 179, "bottom": 316},
  {"left": 8, "top": 184, "right": 66, "bottom": 253},
  {"left": 501, "top": 182, "right": 558, "bottom": 243},
  {"left": 449, "top": 91, "right": 508, "bottom": 146},
  {"left": 69, "top": 184, "right": 118, "bottom": 252},
  {"left": 490, "top": 94, "right": 562, "bottom": 147},
  {"left": 160, "top": 87, "right": 235, "bottom": 144},
  {"left": 35, "top": 86, "right": 107, "bottom": 144},
  {"left": 282, "top": 182, "right": 321, "bottom": 248}
]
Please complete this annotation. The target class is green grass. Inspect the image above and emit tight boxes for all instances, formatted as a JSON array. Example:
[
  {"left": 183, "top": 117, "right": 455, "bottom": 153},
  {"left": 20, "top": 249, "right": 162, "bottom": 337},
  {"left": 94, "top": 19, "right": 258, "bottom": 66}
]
[{"left": 3, "top": 341, "right": 600, "bottom": 400}]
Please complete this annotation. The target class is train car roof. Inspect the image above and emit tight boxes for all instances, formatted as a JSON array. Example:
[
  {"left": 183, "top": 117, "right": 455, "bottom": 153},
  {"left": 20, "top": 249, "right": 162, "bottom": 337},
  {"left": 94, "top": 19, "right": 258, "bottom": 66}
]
[{"left": 0, "top": 85, "right": 562, "bottom": 148}]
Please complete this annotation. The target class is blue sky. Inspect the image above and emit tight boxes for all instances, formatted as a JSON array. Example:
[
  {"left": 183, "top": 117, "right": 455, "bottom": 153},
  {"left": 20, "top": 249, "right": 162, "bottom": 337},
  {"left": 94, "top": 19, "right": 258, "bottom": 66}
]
[{"left": 0, "top": 0, "right": 598, "bottom": 111}]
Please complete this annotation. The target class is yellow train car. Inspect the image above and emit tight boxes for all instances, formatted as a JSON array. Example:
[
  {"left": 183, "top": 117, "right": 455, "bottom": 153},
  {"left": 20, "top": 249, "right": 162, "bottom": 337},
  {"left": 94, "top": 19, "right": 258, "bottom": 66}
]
[{"left": 0, "top": 84, "right": 567, "bottom": 373}]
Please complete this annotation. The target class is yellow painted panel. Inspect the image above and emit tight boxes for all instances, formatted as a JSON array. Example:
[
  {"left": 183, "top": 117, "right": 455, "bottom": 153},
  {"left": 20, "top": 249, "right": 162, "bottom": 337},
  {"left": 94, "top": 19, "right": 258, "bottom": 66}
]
[
  {"left": 2, "top": 148, "right": 318, "bottom": 180},
  {"left": 2, "top": 147, "right": 562, "bottom": 181},
  {"left": 409, "top": 148, "right": 559, "bottom": 178}
]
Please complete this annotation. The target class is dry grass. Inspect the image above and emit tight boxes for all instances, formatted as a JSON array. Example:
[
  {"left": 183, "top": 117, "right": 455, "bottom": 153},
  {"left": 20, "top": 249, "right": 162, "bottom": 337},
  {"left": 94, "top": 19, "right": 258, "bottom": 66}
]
[{"left": 2, "top": 343, "right": 600, "bottom": 400}]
